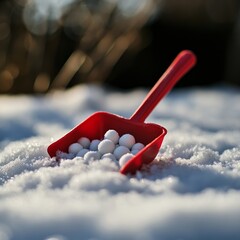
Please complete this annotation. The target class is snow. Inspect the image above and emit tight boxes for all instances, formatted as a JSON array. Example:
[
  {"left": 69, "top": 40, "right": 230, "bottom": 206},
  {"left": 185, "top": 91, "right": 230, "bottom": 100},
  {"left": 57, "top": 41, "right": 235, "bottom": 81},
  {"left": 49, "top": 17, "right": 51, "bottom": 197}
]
[{"left": 0, "top": 84, "right": 240, "bottom": 240}]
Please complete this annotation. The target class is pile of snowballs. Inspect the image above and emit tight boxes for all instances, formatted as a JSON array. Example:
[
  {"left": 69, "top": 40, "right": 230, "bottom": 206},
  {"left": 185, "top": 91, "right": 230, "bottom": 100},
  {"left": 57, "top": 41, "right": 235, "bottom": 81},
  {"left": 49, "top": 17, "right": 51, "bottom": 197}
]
[{"left": 66, "top": 129, "right": 145, "bottom": 167}]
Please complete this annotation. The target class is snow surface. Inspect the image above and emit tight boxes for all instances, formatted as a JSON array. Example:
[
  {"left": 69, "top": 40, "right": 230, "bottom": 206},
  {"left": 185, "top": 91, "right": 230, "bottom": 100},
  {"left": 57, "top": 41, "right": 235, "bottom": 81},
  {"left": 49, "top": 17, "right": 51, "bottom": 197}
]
[{"left": 0, "top": 84, "right": 240, "bottom": 240}]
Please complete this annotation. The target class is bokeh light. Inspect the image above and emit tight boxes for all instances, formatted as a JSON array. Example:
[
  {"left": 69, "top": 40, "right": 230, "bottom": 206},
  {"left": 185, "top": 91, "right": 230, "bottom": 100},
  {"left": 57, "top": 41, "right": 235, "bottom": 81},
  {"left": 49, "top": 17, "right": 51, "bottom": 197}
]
[{"left": 0, "top": 0, "right": 239, "bottom": 94}]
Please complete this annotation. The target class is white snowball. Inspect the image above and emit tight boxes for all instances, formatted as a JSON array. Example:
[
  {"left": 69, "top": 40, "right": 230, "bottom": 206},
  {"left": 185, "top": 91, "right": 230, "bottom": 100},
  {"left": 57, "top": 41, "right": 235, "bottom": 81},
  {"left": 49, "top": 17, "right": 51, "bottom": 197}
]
[
  {"left": 78, "top": 137, "right": 90, "bottom": 148},
  {"left": 113, "top": 145, "right": 130, "bottom": 159},
  {"left": 84, "top": 151, "right": 101, "bottom": 161},
  {"left": 119, "top": 153, "right": 134, "bottom": 167},
  {"left": 132, "top": 142, "right": 145, "bottom": 151},
  {"left": 119, "top": 133, "right": 135, "bottom": 149},
  {"left": 131, "top": 149, "right": 140, "bottom": 155},
  {"left": 76, "top": 148, "right": 89, "bottom": 157},
  {"left": 68, "top": 143, "right": 83, "bottom": 154},
  {"left": 101, "top": 153, "right": 117, "bottom": 162},
  {"left": 89, "top": 139, "right": 101, "bottom": 151},
  {"left": 98, "top": 139, "right": 115, "bottom": 154},
  {"left": 104, "top": 129, "right": 119, "bottom": 144}
]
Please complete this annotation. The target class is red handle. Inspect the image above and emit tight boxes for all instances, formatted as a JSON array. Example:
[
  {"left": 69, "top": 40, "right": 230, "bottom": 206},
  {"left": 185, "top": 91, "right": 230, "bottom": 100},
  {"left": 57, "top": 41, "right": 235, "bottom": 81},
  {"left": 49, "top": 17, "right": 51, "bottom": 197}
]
[{"left": 130, "top": 50, "right": 196, "bottom": 123}]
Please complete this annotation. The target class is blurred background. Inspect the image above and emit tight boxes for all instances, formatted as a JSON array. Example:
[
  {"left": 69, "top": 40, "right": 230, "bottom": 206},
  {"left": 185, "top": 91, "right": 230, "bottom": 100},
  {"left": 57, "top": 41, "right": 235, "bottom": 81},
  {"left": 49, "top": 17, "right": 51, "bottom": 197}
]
[{"left": 0, "top": 0, "right": 240, "bottom": 94}]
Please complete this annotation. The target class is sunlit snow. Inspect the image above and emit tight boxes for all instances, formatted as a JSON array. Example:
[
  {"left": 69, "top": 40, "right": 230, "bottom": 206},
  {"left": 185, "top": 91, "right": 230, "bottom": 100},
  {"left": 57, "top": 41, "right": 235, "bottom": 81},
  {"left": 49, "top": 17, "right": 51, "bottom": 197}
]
[{"left": 0, "top": 84, "right": 240, "bottom": 240}]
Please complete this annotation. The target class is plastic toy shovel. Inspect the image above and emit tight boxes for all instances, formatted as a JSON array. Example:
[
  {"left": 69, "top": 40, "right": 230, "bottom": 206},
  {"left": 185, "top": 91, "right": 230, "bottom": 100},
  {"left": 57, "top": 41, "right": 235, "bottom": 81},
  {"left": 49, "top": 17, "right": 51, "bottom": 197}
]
[{"left": 48, "top": 50, "right": 196, "bottom": 174}]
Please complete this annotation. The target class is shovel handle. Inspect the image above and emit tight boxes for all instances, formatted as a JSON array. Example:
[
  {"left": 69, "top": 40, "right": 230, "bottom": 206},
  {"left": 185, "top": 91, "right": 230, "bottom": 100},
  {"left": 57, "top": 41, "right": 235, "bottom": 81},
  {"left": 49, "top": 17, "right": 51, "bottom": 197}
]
[{"left": 130, "top": 50, "right": 196, "bottom": 123}]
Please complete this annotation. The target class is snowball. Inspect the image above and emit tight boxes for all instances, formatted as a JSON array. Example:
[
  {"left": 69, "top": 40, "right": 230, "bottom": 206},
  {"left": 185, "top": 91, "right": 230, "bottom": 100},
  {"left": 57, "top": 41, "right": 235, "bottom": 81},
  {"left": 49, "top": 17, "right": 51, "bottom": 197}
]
[
  {"left": 119, "top": 133, "right": 135, "bottom": 149},
  {"left": 101, "top": 153, "right": 117, "bottom": 162},
  {"left": 98, "top": 139, "right": 115, "bottom": 155},
  {"left": 113, "top": 145, "right": 130, "bottom": 159},
  {"left": 132, "top": 142, "right": 145, "bottom": 151},
  {"left": 84, "top": 151, "right": 101, "bottom": 161},
  {"left": 89, "top": 139, "right": 101, "bottom": 151},
  {"left": 104, "top": 129, "right": 119, "bottom": 144},
  {"left": 68, "top": 143, "right": 83, "bottom": 154},
  {"left": 119, "top": 153, "right": 134, "bottom": 167},
  {"left": 78, "top": 137, "right": 90, "bottom": 149},
  {"left": 131, "top": 149, "right": 140, "bottom": 155},
  {"left": 76, "top": 148, "right": 89, "bottom": 157}
]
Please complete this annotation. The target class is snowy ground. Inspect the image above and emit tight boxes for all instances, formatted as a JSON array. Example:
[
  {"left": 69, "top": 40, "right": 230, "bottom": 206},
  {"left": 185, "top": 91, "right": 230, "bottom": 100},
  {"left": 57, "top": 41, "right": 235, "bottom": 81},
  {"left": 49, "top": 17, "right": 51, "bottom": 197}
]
[{"left": 0, "top": 84, "right": 240, "bottom": 240}]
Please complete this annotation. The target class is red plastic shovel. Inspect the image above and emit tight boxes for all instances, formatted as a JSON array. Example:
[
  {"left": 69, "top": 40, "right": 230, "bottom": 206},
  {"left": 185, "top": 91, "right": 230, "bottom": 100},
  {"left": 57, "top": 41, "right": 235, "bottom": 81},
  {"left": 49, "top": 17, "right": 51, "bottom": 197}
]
[{"left": 48, "top": 50, "right": 196, "bottom": 174}]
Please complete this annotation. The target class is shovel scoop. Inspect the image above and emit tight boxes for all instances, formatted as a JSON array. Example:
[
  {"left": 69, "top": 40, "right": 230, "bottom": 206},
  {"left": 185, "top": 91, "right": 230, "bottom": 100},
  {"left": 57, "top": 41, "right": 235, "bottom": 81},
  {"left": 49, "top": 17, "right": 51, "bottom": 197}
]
[{"left": 48, "top": 50, "right": 196, "bottom": 174}]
